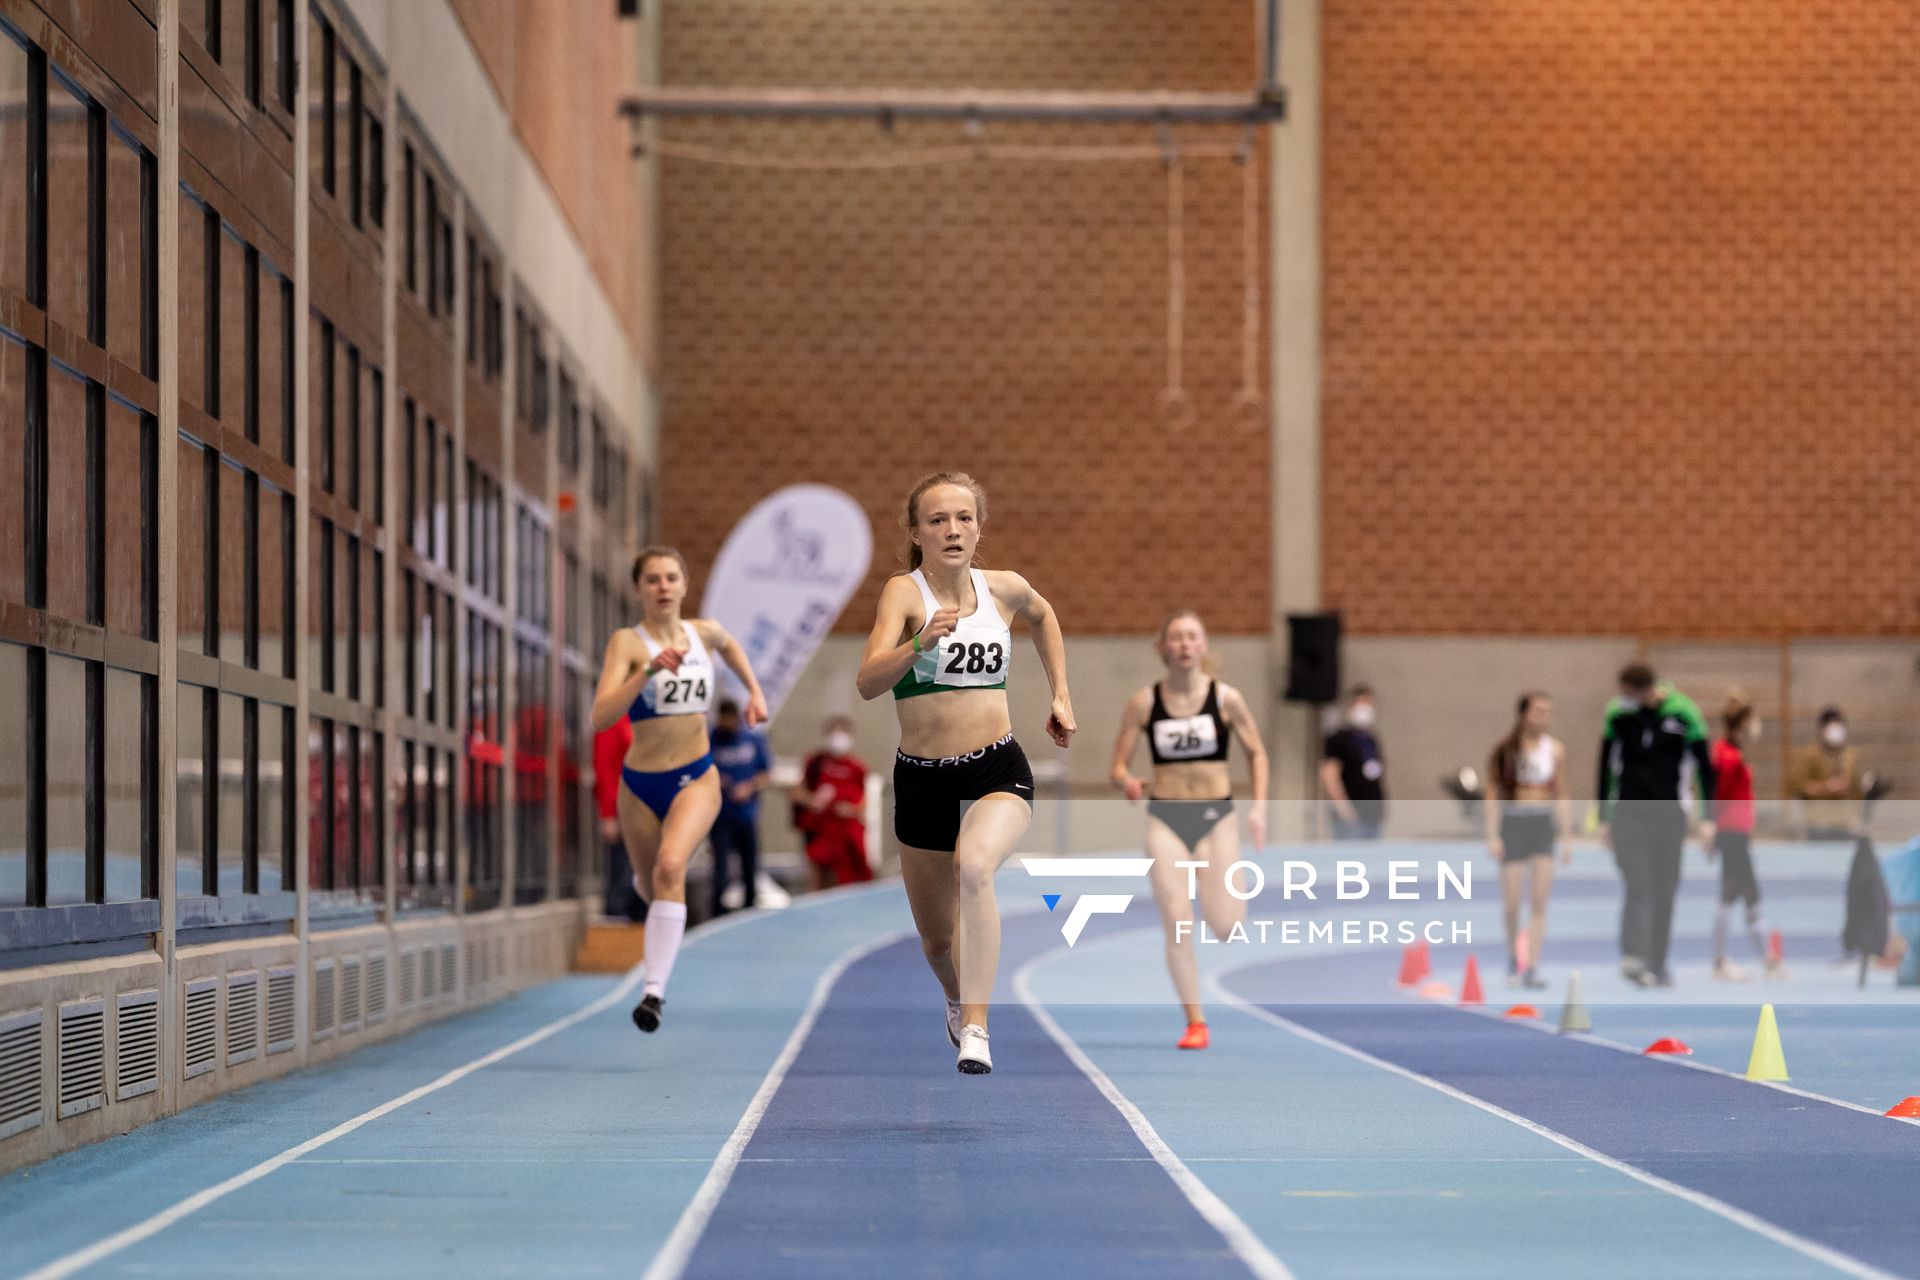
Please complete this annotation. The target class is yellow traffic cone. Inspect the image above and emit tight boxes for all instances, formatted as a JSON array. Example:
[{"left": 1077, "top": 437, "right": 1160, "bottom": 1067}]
[{"left": 1745, "top": 1003, "right": 1788, "bottom": 1081}]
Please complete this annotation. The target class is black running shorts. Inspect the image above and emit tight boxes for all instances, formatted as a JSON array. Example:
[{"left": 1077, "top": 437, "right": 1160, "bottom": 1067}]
[{"left": 892, "top": 732, "right": 1034, "bottom": 853}]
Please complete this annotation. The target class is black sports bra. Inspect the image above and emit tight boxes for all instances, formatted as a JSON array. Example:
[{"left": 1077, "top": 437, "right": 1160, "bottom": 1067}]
[{"left": 1147, "top": 681, "right": 1232, "bottom": 765}]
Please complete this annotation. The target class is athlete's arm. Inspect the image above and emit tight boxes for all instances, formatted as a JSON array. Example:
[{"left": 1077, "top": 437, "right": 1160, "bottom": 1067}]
[
  {"left": 590, "top": 631, "right": 653, "bottom": 733},
  {"left": 997, "top": 571, "right": 1074, "bottom": 747},
  {"left": 1109, "top": 689, "right": 1151, "bottom": 802},
  {"left": 1221, "top": 685, "right": 1269, "bottom": 849},
  {"left": 1483, "top": 745, "right": 1504, "bottom": 849},
  {"left": 698, "top": 619, "right": 769, "bottom": 727},
  {"left": 856, "top": 576, "right": 938, "bottom": 700}
]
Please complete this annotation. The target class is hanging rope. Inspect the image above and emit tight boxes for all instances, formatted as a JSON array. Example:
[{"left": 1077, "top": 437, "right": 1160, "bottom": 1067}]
[
  {"left": 1235, "top": 132, "right": 1263, "bottom": 418},
  {"left": 1160, "top": 143, "right": 1191, "bottom": 426}
]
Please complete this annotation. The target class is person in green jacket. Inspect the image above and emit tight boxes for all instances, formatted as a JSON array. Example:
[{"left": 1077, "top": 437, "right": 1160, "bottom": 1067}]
[{"left": 1596, "top": 663, "right": 1716, "bottom": 988}]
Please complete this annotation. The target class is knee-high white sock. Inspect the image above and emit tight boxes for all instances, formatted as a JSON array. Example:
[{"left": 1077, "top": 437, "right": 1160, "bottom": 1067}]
[{"left": 642, "top": 901, "right": 687, "bottom": 999}]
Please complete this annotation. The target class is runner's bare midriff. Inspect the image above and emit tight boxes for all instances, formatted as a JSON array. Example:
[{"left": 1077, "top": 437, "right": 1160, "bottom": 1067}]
[
  {"left": 1150, "top": 758, "right": 1233, "bottom": 802},
  {"left": 894, "top": 687, "right": 1015, "bottom": 760}
]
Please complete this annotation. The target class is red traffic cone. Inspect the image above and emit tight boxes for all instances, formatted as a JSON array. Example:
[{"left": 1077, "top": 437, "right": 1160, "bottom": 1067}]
[
  {"left": 1767, "top": 928, "right": 1785, "bottom": 967},
  {"left": 1397, "top": 940, "right": 1432, "bottom": 986},
  {"left": 1885, "top": 1097, "right": 1920, "bottom": 1119},
  {"left": 1643, "top": 1037, "right": 1693, "bottom": 1056},
  {"left": 1459, "top": 954, "right": 1485, "bottom": 1006},
  {"left": 1504, "top": 1004, "right": 1541, "bottom": 1019}
]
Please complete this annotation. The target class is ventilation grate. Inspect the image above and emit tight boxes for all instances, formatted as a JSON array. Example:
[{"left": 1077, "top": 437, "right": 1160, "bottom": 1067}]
[
  {"left": 57, "top": 1000, "right": 106, "bottom": 1119},
  {"left": 0, "top": 1011, "right": 45, "bottom": 1141},
  {"left": 367, "top": 954, "right": 389, "bottom": 1024},
  {"left": 399, "top": 949, "right": 417, "bottom": 1009},
  {"left": 420, "top": 945, "right": 438, "bottom": 1002},
  {"left": 340, "top": 957, "right": 363, "bottom": 1033},
  {"left": 468, "top": 941, "right": 483, "bottom": 989},
  {"left": 266, "top": 967, "right": 296, "bottom": 1054},
  {"left": 440, "top": 944, "right": 456, "bottom": 999},
  {"left": 312, "top": 961, "right": 336, "bottom": 1040},
  {"left": 115, "top": 991, "right": 159, "bottom": 1101},
  {"left": 226, "top": 973, "right": 260, "bottom": 1066},
  {"left": 182, "top": 980, "right": 218, "bottom": 1079}
]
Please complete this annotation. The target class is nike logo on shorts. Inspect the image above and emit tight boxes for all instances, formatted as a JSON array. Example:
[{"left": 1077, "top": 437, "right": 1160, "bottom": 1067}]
[{"left": 1014, "top": 783, "right": 1031, "bottom": 790}]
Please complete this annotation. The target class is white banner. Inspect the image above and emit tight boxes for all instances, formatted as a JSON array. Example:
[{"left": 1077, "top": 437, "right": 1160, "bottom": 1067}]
[{"left": 700, "top": 484, "right": 873, "bottom": 722}]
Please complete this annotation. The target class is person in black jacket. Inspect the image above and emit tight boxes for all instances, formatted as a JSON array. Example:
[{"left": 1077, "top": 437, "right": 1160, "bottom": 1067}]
[{"left": 1597, "top": 663, "right": 1716, "bottom": 988}]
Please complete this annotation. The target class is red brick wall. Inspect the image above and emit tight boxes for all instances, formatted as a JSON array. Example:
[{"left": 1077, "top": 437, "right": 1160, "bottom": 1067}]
[
  {"left": 448, "top": 0, "right": 645, "bottom": 351},
  {"left": 1322, "top": 1, "right": 1920, "bottom": 637},
  {"left": 657, "top": 1, "right": 1270, "bottom": 634}
]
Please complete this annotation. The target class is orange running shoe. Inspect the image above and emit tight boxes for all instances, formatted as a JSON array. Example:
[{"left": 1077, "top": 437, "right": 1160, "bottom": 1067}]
[{"left": 1177, "top": 1021, "right": 1210, "bottom": 1050}]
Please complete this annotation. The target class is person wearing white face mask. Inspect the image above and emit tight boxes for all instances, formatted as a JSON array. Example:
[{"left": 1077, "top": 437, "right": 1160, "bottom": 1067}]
[
  {"left": 798, "top": 715, "right": 873, "bottom": 891},
  {"left": 1321, "top": 686, "right": 1387, "bottom": 839},
  {"left": 1790, "top": 706, "right": 1864, "bottom": 840}
]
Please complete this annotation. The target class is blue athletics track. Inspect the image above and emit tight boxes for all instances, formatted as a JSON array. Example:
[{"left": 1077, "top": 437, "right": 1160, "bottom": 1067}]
[{"left": 3, "top": 843, "right": 1917, "bottom": 1280}]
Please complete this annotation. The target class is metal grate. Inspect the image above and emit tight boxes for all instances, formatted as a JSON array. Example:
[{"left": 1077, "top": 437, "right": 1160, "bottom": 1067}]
[
  {"left": 0, "top": 1011, "right": 45, "bottom": 1141},
  {"left": 399, "top": 949, "right": 417, "bottom": 1009},
  {"left": 266, "top": 967, "right": 297, "bottom": 1054},
  {"left": 340, "top": 957, "right": 362, "bottom": 1032},
  {"left": 57, "top": 1000, "right": 106, "bottom": 1119},
  {"left": 367, "top": 954, "right": 389, "bottom": 1024},
  {"left": 440, "top": 944, "right": 456, "bottom": 999},
  {"left": 115, "top": 991, "right": 160, "bottom": 1101},
  {"left": 226, "top": 973, "right": 260, "bottom": 1066},
  {"left": 312, "top": 961, "right": 336, "bottom": 1041},
  {"left": 468, "top": 941, "right": 483, "bottom": 989},
  {"left": 420, "top": 945, "right": 438, "bottom": 1001},
  {"left": 182, "top": 979, "right": 219, "bottom": 1080}
]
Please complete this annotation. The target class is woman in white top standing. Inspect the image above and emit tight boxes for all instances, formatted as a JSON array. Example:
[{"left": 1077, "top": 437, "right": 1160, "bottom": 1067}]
[
  {"left": 1483, "top": 692, "right": 1570, "bottom": 989},
  {"left": 591, "top": 547, "right": 768, "bottom": 1034},
  {"left": 1109, "top": 610, "right": 1269, "bottom": 1050},
  {"left": 856, "top": 472, "right": 1074, "bottom": 1074}
]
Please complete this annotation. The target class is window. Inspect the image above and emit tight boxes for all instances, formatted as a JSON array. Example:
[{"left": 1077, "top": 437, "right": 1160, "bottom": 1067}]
[
  {"left": 275, "top": 0, "right": 294, "bottom": 112},
  {"left": 367, "top": 114, "right": 385, "bottom": 229},
  {"left": 246, "top": 0, "right": 262, "bottom": 106},
  {"left": 403, "top": 142, "right": 416, "bottom": 293},
  {"left": 423, "top": 173, "right": 439, "bottom": 315},
  {"left": 348, "top": 57, "right": 363, "bottom": 227},
  {"left": 314, "top": 13, "right": 335, "bottom": 196}
]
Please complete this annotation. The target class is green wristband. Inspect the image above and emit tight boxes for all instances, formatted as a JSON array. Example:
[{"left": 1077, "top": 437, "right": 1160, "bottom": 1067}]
[{"left": 912, "top": 633, "right": 923, "bottom": 653}]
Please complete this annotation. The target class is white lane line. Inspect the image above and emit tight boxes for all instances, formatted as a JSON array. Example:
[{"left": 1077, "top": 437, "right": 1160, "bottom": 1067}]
[
  {"left": 1204, "top": 971, "right": 1900, "bottom": 1280},
  {"left": 1441, "top": 998, "right": 1920, "bottom": 1125},
  {"left": 1012, "top": 956, "right": 1297, "bottom": 1280},
  {"left": 18, "top": 902, "right": 841, "bottom": 1280},
  {"left": 640, "top": 928, "right": 915, "bottom": 1280}
]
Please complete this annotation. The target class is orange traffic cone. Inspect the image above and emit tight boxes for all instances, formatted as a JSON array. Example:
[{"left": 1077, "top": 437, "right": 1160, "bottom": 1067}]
[
  {"left": 1643, "top": 1037, "right": 1693, "bottom": 1056},
  {"left": 1504, "top": 1004, "right": 1540, "bottom": 1019},
  {"left": 1767, "top": 929, "right": 1785, "bottom": 967},
  {"left": 1419, "top": 980, "right": 1453, "bottom": 1000},
  {"left": 1459, "top": 955, "right": 1485, "bottom": 1006},
  {"left": 1885, "top": 1097, "right": 1920, "bottom": 1119},
  {"left": 1397, "top": 940, "right": 1432, "bottom": 986}
]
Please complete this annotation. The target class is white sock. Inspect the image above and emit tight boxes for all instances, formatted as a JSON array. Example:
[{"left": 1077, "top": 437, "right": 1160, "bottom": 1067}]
[{"left": 643, "top": 901, "right": 688, "bottom": 999}]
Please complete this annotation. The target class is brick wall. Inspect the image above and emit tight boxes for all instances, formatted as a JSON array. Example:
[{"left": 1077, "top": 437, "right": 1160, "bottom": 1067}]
[
  {"left": 1323, "top": 0, "right": 1920, "bottom": 637},
  {"left": 447, "top": 0, "right": 645, "bottom": 349},
  {"left": 656, "top": 0, "right": 1270, "bottom": 635}
]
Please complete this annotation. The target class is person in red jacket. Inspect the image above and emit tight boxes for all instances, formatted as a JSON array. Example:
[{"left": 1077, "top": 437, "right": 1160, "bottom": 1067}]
[
  {"left": 1710, "top": 689, "right": 1778, "bottom": 979},
  {"left": 798, "top": 716, "right": 873, "bottom": 890},
  {"left": 592, "top": 717, "right": 646, "bottom": 922}
]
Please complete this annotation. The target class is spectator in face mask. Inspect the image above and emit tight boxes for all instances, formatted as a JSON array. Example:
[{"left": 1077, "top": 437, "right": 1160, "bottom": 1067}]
[
  {"left": 1321, "top": 686, "right": 1387, "bottom": 839},
  {"left": 1790, "top": 706, "right": 1864, "bottom": 841},
  {"left": 799, "top": 717, "right": 873, "bottom": 889}
]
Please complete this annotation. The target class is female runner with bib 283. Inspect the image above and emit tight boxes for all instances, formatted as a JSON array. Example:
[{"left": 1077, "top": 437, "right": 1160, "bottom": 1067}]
[
  {"left": 856, "top": 473, "right": 1074, "bottom": 1075},
  {"left": 1109, "top": 609, "right": 1269, "bottom": 1050},
  {"left": 591, "top": 547, "right": 768, "bottom": 1035}
]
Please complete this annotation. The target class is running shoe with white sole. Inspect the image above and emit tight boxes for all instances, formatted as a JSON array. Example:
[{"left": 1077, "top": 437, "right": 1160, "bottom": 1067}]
[
  {"left": 945, "top": 999, "right": 964, "bottom": 1050},
  {"left": 956, "top": 1023, "right": 991, "bottom": 1074}
]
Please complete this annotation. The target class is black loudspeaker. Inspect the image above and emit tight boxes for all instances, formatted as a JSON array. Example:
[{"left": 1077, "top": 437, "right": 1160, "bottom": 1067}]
[{"left": 1284, "top": 612, "right": 1342, "bottom": 704}]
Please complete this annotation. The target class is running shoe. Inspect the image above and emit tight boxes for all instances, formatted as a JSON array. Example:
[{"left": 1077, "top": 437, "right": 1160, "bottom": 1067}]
[
  {"left": 1520, "top": 968, "right": 1549, "bottom": 991},
  {"left": 945, "top": 998, "right": 964, "bottom": 1049},
  {"left": 632, "top": 994, "right": 665, "bottom": 1033},
  {"left": 1177, "top": 1021, "right": 1210, "bottom": 1050},
  {"left": 957, "top": 1024, "right": 992, "bottom": 1074},
  {"left": 1712, "top": 958, "right": 1753, "bottom": 982}
]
